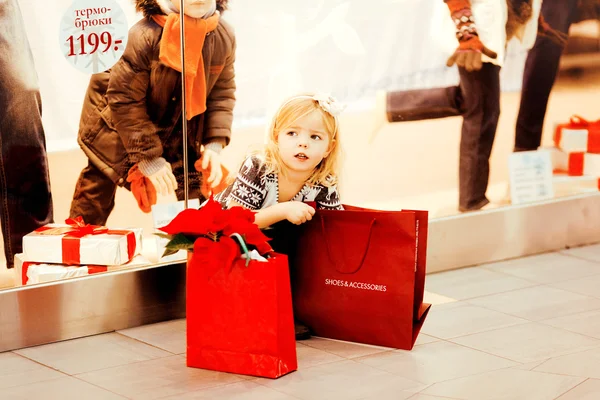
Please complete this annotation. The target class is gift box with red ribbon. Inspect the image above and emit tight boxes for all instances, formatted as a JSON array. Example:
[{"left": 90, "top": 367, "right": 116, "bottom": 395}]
[
  {"left": 553, "top": 115, "right": 600, "bottom": 153},
  {"left": 21, "top": 217, "right": 143, "bottom": 266},
  {"left": 14, "top": 254, "right": 150, "bottom": 286},
  {"left": 547, "top": 147, "right": 600, "bottom": 178}
]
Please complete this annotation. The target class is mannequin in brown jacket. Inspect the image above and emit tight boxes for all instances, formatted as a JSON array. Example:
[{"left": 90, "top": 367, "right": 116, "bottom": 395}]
[{"left": 70, "top": 0, "right": 236, "bottom": 225}]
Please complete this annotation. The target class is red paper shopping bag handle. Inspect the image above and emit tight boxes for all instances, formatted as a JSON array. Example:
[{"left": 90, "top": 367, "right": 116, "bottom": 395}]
[{"left": 320, "top": 215, "right": 376, "bottom": 274}]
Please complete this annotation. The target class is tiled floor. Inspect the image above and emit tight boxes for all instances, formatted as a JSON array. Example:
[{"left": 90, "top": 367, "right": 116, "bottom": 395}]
[{"left": 5, "top": 245, "right": 600, "bottom": 399}]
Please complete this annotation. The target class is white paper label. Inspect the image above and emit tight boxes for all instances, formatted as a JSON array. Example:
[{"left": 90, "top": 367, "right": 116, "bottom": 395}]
[{"left": 509, "top": 150, "right": 555, "bottom": 205}]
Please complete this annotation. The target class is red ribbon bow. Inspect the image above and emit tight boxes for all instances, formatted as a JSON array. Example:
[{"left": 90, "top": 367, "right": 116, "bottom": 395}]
[{"left": 63, "top": 216, "right": 109, "bottom": 237}]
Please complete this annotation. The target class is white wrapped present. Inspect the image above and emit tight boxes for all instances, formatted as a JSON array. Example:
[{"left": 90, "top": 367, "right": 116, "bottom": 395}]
[
  {"left": 14, "top": 253, "right": 150, "bottom": 286},
  {"left": 22, "top": 217, "right": 142, "bottom": 266}
]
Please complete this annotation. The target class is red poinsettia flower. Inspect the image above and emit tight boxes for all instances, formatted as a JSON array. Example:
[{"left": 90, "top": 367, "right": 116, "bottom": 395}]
[
  {"left": 159, "top": 197, "right": 230, "bottom": 236},
  {"left": 157, "top": 196, "right": 272, "bottom": 257}
]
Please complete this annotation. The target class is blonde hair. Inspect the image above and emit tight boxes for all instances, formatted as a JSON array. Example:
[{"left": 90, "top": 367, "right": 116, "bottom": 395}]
[{"left": 261, "top": 93, "right": 342, "bottom": 187}]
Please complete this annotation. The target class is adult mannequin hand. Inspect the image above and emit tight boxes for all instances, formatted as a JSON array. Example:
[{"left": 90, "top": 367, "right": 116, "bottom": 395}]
[
  {"left": 447, "top": 36, "right": 498, "bottom": 72},
  {"left": 444, "top": 0, "right": 497, "bottom": 72}
]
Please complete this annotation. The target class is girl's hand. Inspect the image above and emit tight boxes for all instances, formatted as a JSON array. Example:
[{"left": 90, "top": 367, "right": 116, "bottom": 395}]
[{"left": 281, "top": 202, "right": 316, "bottom": 225}]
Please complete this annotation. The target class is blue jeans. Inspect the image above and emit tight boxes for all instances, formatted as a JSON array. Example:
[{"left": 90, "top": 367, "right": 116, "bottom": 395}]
[
  {"left": 385, "top": 63, "right": 501, "bottom": 212},
  {"left": 515, "top": 0, "right": 580, "bottom": 151},
  {"left": 458, "top": 63, "right": 501, "bottom": 211},
  {"left": 0, "top": 0, "right": 53, "bottom": 268}
]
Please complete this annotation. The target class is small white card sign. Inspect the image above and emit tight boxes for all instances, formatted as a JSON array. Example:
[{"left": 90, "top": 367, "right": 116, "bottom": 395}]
[
  {"left": 508, "top": 150, "right": 555, "bottom": 205},
  {"left": 152, "top": 199, "right": 201, "bottom": 263}
]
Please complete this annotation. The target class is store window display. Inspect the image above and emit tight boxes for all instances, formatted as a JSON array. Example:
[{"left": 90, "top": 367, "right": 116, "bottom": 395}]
[
  {"left": 379, "top": 0, "right": 576, "bottom": 212},
  {"left": 69, "top": 0, "right": 236, "bottom": 226}
]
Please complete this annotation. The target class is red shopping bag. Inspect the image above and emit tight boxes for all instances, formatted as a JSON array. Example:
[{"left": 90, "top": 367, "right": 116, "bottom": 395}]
[
  {"left": 292, "top": 205, "right": 430, "bottom": 350},
  {"left": 186, "top": 250, "right": 297, "bottom": 378}
]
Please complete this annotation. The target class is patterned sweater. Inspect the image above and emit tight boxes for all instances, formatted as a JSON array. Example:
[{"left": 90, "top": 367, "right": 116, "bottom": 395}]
[{"left": 215, "top": 156, "right": 344, "bottom": 211}]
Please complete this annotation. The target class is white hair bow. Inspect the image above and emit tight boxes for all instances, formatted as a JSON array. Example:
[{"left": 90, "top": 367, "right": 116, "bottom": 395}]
[{"left": 312, "top": 93, "right": 346, "bottom": 117}]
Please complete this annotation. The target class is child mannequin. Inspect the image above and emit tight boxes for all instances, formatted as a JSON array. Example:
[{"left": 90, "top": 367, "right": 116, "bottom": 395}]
[
  {"left": 216, "top": 93, "right": 345, "bottom": 227},
  {"left": 70, "top": 0, "right": 236, "bottom": 225}
]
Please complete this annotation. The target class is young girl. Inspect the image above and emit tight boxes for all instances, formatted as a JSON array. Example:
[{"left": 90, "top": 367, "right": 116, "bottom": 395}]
[{"left": 216, "top": 93, "right": 344, "bottom": 228}]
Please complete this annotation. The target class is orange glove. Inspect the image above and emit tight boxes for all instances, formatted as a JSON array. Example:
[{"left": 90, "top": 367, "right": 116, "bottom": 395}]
[
  {"left": 444, "top": 0, "right": 497, "bottom": 71},
  {"left": 127, "top": 165, "right": 157, "bottom": 213},
  {"left": 194, "top": 159, "right": 230, "bottom": 198}
]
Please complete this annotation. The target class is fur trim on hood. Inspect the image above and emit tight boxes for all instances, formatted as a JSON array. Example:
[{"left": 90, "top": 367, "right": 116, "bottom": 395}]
[{"left": 135, "top": 0, "right": 229, "bottom": 17}]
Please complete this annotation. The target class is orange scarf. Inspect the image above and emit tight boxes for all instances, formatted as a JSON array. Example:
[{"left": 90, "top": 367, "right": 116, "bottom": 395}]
[{"left": 152, "top": 13, "right": 220, "bottom": 120}]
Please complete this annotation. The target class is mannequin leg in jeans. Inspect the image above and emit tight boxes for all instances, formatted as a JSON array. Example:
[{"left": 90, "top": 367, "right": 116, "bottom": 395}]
[
  {"left": 0, "top": 0, "right": 54, "bottom": 268},
  {"left": 514, "top": 0, "right": 580, "bottom": 151},
  {"left": 458, "top": 63, "right": 501, "bottom": 212}
]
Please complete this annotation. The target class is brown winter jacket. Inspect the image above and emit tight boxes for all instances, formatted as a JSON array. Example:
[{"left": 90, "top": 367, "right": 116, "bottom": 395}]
[{"left": 77, "top": 9, "right": 236, "bottom": 187}]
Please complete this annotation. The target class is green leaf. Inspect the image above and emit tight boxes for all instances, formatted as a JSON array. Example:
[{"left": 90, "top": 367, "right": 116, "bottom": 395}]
[
  {"left": 162, "top": 247, "right": 180, "bottom": 258},
  {"left": 154, "top": 232, "right": 172, "bottom": 240},
  {"left": 164, "top": 233, "right": 195, "bottom": 253}
]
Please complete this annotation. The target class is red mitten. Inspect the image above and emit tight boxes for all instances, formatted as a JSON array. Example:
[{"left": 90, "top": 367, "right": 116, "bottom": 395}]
[
  {"left": 444, "top": 0, "right": 497, "bottom": 71},
  {"left": 127, "top": 165, "right": 158, "bottom": 213},
  {"left": 194, "top": 159, "right": 231, "bottom": 198}
]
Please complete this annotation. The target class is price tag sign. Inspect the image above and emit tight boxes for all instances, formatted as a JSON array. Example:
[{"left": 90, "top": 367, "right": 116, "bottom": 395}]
[
  {"left": 508, "top": 150, "right": 555, "bottom": 205},
  {"left": 59, "top": 0, "right": 129, "bottom": 74}
]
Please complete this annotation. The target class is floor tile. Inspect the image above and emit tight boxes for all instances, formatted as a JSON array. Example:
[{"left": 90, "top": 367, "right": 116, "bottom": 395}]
[
  {"left": 560, "top": 243, "right": 600, "bottom": 263},
  {"left": 556, "top": 379, "right": 600, "bottom": 399},
  {"left": 535, "top": 347, "right": 600, "bottom": 379},
  {"left": 482, "top": 252, "right": 600, "bottom": 284},
  {"left": 296, "top": 343, "right": 344, "bottom": 368},
  {"left": 0, "top": 352, "right": 65, "bottom": 390},
  {"left": 422, "top": 291, "right": 458, "bottom": 306},
  {"left": 414, "top": 334, "right": 440, "bottom": 346},
  {"left": 159, "top": 381, "right": 301, "bottom": 400},
  {"left": 356, "top": 341, "right": 517, "bottom": 385},
  {"left": 360, "top": 391, "right": 459, "bottom": 400},
  {"left": 467, "top": 286, "right": 600, "bottom": 321},
  {"left": 14, "top": 332, "right": 172, "bottom": 375},
  {"left": 421, "top": 368, "right": 584, "bottom": 400},
  {"left": 0, "top": 376, "right": 126, "bottom": 399},
  {"left": 118, "top": 319, "right": 186, "bottom": 354},
  {"left": 451, "top": 322, "right": 600, "bottom": 363},
  {"left": 76, "top": 355, "right": 245, "bottom": 400},
  {"left": 541, "top": 309, "right": 600, "bottom": 339},
  {"left": 421, "top": 302, "right": 527, "bottom": 339},
  {"left": 301, "top": 337, "right": 392, "bottom": 359},
  {"left": 425, "top": 267, "right": 535, "bottom": 301},
  {"left": 511, "top": 359, "right": 549, "bottom": 371},
  {"left": 549, "top": 274, "right": 600, "bottom": 299},
  {"left": 256, "top": 360, "right": 422, "bottom": 400}
]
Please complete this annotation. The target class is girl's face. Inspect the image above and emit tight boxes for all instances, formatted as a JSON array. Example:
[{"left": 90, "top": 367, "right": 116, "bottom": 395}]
[
  {"left": 171, "top": 0, "right": 216, "bottom": 18},
  {"left": 277, "top": 110, "right": 332, "bottom": 176}
]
